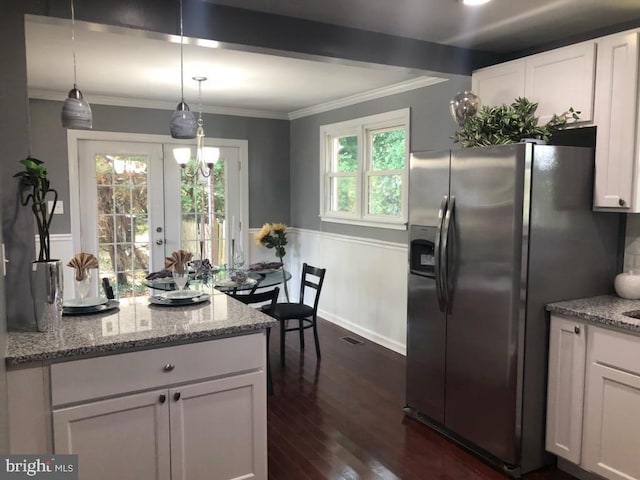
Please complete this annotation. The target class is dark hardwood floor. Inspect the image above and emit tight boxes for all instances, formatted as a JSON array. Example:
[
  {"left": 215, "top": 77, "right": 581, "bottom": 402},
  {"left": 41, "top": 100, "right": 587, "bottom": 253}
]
[{"left": 266, "top": 318, "right": 577, "bottom": 480}]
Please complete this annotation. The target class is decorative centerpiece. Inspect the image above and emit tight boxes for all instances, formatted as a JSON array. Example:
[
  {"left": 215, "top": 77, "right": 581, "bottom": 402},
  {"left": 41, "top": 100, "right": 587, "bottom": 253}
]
[
  {"left": 451, "top": 96, "right": 580, "bottom": 147},
  {"left": 67, "top": 252, "right": 99, "bottom": 302},
  {"left": 255, "top": 223, "right": 289, "bottom": 301},
  {"left": 165, "top": 249, "right": 193, "bottom": 295},
  {"left": 14, "top": 157, "right": 63, "bottom": 332}
]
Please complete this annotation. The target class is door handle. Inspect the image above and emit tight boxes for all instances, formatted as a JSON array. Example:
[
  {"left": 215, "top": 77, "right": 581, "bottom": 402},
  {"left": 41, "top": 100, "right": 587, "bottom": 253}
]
[
  {"left": 434, "top": 195, "right": 448, "bottom": 313},
  {"left": 156, "top": 239, "right": 164, "bottom": 245},
  {"left": 441, "top": 195, "right": 455, "bottom": 313},
  {"left": 174, "top": 392, "right": 181, "bottom": 401},
  {"left": 159, "top": 394, "right": 166, "bottom": 404}
]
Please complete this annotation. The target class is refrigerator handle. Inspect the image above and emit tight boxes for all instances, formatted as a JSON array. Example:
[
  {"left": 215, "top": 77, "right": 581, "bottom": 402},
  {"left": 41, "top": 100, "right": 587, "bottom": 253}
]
[
  {"left": 434, "top": 195, "right": 448, "bottom": 313},
  {"left": 441, "top": 195, "right": 455, "bottom": 313}
]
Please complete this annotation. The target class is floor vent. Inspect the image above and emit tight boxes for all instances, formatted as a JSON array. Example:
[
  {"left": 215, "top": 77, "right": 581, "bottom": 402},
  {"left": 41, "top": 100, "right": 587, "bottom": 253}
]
[{"left": 340, "top": 336, "right": 364, "bottom": 346}]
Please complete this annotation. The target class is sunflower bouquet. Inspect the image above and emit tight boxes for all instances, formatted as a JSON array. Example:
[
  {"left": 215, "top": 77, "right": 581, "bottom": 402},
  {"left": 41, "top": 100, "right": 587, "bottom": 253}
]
[{"left": 255, "top": 222, "right": 289, "bottom": 301}]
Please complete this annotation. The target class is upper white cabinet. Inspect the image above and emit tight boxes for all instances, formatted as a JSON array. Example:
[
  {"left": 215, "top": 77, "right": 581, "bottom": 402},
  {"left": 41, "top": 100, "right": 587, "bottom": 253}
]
[
  {"left": 471, "top": 42, "right": 595, "bottom": 124},
  {"left": 471, "top": 60, "right": 525, "bottom": 108},
  {"left": 593, "top": 31, "right": 639, "bottom": 210},
  {"left": 525, "top": 43, "right": 595, "bottom": 124}
]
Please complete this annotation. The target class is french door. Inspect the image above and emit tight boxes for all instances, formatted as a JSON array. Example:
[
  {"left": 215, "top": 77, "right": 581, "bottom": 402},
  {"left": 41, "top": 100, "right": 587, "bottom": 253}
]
[{"left": 76, "top": 138, "right": 244, "bottom": 299}]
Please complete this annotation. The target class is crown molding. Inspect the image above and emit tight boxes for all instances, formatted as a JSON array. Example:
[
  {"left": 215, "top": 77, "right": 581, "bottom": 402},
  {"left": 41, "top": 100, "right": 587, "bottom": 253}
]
[
  {"left": 28, "top": 89, "right": 290, "bottom": 120},
  {"left": 29, "top": 75, "right": 447, "bottom": 122},
  {"left": 287, "top": 76, "right": 447, "bottom": 120}
]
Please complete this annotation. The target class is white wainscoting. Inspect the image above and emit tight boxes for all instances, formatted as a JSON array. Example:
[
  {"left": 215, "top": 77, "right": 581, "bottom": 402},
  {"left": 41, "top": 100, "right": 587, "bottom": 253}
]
[
  {"left": 248, "top": 227, "right": 408, "bottom": 355},
  {"left": 35, "top": 234, "right": 74, "bottom": 301}
]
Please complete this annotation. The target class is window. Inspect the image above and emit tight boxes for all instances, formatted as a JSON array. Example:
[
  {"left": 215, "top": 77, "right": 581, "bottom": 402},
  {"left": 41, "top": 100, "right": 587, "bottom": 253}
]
[{"left": 320, "top": 109, "right": 409, "bottom": 229}]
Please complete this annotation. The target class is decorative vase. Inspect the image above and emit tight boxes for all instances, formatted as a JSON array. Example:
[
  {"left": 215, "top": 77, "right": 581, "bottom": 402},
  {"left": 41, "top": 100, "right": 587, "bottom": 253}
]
[
  {"left": 31, "top": 259, "right": 63, "bottom": 332},
  {"left": 614, "top": 271, "right": 640, "bottom": 300}
]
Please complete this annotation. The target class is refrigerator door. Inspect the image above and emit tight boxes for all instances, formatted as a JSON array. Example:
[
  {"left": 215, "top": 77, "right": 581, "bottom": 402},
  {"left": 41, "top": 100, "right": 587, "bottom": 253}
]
[
  {"left": 444, "top": 144, "right": 528, "bottom": 465},
  {"left": 406, "top": 151, "right": 450, "bottom": 423}
]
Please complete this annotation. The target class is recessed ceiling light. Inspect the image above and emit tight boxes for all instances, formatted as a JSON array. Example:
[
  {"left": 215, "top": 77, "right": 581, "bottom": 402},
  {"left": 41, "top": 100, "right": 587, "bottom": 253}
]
[{"left": 462, "top": 0, "right": 492, "bottom": 5}]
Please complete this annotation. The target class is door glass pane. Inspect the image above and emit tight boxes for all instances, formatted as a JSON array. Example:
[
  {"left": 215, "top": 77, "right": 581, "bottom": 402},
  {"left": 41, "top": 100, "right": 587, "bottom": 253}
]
[
  {"left": 180, "top": 159, "right": 227, "bottom": 266},
  {"left": 331, "top": 135, "right": 358, "bottom": 172},
  {"left": 95, "top": 154, "right": 150, "bottom": 298},
  {"left": 368, "top": 174, "right": 401, "bottom": 216},
  {"left": 330, "top": 176, "right": 356, "bottom": 213},
  {"left": 370, "top": 128, "right": 405, "bottom": 171}
]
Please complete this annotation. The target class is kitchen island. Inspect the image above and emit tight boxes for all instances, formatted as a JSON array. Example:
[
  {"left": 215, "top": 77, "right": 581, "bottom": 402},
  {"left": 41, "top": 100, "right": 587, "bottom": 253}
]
[
  {"left": 5, "top": 289, "right": 275, "bottom": 480},
  {"left": 545, "top": 295, "right": 640, "bottom": 480}
]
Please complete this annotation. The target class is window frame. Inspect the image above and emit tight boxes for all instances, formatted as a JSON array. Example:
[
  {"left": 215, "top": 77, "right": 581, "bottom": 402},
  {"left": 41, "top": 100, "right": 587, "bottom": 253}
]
[{"left": 319, "top": 108, "right": 410, "bottom": 230}]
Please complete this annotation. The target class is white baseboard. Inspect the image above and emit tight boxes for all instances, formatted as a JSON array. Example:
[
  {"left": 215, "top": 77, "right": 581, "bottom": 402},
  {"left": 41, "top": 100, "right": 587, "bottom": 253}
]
[{"left": 319, "top": 308, "right": 406, "bottom": 355}]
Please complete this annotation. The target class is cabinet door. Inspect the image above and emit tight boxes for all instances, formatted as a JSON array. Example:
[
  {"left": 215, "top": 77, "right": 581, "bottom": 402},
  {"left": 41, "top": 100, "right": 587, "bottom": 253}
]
[
  {"left": 583, "top": 329, "right": 640, "bottom": 480},
  {"left": 53, "top": 390, "right": 171, "bottom": 480},
  {"left": 525, "top": 42, "right": 595, "bottom": 124},
  {"left": 545, "top": 316, "right": 586, "bottom": 464},
  {"left": 471, "top": 60, "right": 525, "bottom": 107},
  {"left": 169, "top": 371, "right": 267, "bottom": 480},
  {"left": 593, "top": 31, "right": 639, "bottom": 210}
]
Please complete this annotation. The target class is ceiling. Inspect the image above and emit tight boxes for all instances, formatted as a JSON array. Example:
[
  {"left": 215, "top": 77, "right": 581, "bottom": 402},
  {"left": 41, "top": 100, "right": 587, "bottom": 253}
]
[{"left": 25, "top": 1, "right": 640, "bottom": 119}]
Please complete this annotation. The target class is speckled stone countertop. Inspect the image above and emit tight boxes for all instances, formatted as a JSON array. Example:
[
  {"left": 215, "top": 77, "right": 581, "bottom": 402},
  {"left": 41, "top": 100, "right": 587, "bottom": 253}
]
[
  {"left": 547, "top": 294, "right": 640, "bottom": 335},
  {"left": 5, "top": 290, "right": 277, "bottom": 366}
]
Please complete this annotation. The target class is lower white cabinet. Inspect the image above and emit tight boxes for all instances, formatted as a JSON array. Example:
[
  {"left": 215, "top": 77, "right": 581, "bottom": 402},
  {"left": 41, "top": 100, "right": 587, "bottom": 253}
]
[
  {"left": 53, "top": 371, "right": 266, "bottom": 480},
  {"left": 545, "top": 316, "right": 586, "bottom": 464},
  {"left": 53, "top": 389, "right": 171, "bottom": 480},
  {"left": 547, "top": 315, "right": 640, "bottom": 480},
  {"left": 582, "top": 328, "right": 640, "bottom": 480},
  {"left": 8, "top": 333, "right": 268, "bottom": 480}
]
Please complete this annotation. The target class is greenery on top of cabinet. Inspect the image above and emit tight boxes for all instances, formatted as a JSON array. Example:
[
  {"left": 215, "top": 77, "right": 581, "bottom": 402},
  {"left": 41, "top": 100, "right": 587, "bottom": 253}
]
[{"left": 452, "top": 97, "right": 579, "bottom": 148}]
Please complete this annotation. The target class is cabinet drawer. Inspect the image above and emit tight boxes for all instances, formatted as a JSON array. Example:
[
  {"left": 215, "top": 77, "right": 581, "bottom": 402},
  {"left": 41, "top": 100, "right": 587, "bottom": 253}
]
[
  {"left": 50, "top": 333, "right": 265, "bottom": 407},
  {"left": 588, "top": 327, "right": 640, "bottom": 375}
]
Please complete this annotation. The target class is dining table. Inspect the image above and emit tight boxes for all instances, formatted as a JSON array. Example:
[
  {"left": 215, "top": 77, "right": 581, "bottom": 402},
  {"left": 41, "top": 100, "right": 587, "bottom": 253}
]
[{"left": 144, "top": 269, "right": 292, "bottom": 294}]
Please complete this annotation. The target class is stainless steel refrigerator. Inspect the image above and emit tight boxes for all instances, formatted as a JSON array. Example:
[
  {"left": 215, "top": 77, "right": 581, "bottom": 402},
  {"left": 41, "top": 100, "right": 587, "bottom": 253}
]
[{"left": 404, "top": 143, "right": 621, "bottom": 476}]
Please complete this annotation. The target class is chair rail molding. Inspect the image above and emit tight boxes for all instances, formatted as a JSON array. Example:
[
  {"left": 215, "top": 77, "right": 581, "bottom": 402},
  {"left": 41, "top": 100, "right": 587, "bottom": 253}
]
[{"left": 249, "top": 227, "right": 408, "bottom": 355}]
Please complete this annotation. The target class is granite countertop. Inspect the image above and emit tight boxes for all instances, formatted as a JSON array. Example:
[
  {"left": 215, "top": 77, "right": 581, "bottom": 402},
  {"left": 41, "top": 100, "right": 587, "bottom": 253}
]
[
  {"left": 546, "top": 294, "right": 640, "bottom": 335},
  {"left": 5, "top": 290, "right": 277, "bottom": 366}
]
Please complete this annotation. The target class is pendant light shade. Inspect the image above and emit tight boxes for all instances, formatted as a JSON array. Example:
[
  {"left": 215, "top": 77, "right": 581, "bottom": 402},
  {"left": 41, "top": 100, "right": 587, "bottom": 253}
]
[
  {"left": 170, "top": 0, "right": 197, "bottom": 139},
  {"left": 170, "top": 101, "right": 197, "bottom": 139},
  {"left": 62, "top": 86, "right": 92, "bottom": 129},
  {"left": 61, "top": 0, "right": 92, "bottom": 130}
]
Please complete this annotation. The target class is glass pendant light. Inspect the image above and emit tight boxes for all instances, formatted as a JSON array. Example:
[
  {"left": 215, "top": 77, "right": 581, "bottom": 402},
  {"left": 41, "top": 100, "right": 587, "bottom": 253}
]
[
  {"left": 61, "top": 0, "right": 92, "bottom": 129},
  {"left": 170, "top": 0, "right": 197, "bottom": 139},
  {"left": 174, "top": 77, "right": 218, "bottom": 178}
]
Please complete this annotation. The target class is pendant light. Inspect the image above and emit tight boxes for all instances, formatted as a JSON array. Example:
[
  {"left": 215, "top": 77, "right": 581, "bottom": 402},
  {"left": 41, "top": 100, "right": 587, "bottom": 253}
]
[
  {"left": 173, "top": 77, "right": 219, "bottom": 178},
  {"left": 170, "top": 0, "right": 197, "bottom": 139},
  {"left": 61, "top": 0, "right": 92, "bottom": 129}
]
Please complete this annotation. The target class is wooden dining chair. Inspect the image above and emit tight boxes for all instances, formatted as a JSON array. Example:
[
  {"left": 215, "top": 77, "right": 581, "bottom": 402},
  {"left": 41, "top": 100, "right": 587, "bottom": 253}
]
[
  {"left": 269, "top": 263, "right": 326, "bottom": 367},
  {"left": 230, "top": 287, "right": 279, "bottom": 395}
]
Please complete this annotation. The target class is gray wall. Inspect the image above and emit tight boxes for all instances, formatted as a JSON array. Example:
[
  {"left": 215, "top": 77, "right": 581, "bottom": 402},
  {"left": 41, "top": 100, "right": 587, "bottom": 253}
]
[
  {"left": 29, "top": 99, "right": 290, "bottom": 234},
  {"left": 290, "top": 74, "right": 470, "bottom": 244},
  {"left": 0, "top": 213, "right": 9, "bottom": 453}
]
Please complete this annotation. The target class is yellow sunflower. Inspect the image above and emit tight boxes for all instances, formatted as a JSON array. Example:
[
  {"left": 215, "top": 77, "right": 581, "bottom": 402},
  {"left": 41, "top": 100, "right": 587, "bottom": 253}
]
[
  {"left": 254, "top": 223, "right": 271, "bottom": 245},
  {"left": 271, "top": 222, "right": 287, "bottom": 234}
]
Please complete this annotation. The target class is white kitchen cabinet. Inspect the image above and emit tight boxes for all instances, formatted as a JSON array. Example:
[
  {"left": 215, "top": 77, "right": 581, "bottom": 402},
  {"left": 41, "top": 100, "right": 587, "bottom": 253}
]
[
  {"left": 9, "top": 333, "right": 268, "bottom": 480},
  {"left": 593, "top": 31, "right": 640, "bottom": 210},
  {"left": 582, "top": 328, "right": 640, "bottom": 480},
  {"left": 471, "top": 60, "right": 525, "bottom": 108},
  {"left": 53, "top": 372, "right": 267, "bottom": 480},
  {"left": 53, "top": 389, "right": 171, "bottom": 480},
  {"left": 525, "top": 43, "right": 595, "bottom": 124},
  {"left": 545, "top": 316, "right": 587, "bottom": 464},
  {"left": 547, "top": 315, "right": 640, "bottom": 480},
  {"left": 471, "top": 42, "right": 595, "bottom": 125},
  {"left": 169, "top": 373, "right": 266, "bottom": 480}
]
